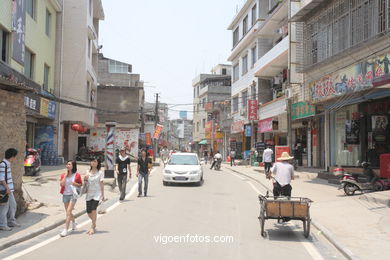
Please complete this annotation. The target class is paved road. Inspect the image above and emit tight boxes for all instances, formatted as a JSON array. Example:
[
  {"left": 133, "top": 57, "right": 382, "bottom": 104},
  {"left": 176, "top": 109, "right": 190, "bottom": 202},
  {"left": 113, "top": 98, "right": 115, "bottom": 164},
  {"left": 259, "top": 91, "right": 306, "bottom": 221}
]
[{"left": 2, "top": 165, "right": 345, "bottom": 260}]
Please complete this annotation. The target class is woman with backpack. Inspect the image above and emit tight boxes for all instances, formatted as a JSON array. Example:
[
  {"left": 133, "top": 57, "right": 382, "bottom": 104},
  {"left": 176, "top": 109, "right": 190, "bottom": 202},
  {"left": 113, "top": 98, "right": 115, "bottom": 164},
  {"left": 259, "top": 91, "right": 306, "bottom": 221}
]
[{"left": 59, "top": 160, "right": 82, "bottom": 237}]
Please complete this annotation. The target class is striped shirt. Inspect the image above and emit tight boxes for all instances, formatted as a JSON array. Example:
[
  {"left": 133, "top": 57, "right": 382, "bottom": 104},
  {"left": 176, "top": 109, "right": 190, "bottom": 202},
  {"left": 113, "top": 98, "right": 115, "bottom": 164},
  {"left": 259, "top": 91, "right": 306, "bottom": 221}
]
[{"left": 0, "top": 159, "right": 14, "bottom": 192}]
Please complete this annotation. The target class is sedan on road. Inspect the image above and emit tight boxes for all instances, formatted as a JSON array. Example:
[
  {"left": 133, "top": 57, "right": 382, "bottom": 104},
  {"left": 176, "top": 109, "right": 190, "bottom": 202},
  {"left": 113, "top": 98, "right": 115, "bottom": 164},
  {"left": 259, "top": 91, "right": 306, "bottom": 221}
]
[{"left": 163, "top": 153, "right": 203, "bottom": 186}]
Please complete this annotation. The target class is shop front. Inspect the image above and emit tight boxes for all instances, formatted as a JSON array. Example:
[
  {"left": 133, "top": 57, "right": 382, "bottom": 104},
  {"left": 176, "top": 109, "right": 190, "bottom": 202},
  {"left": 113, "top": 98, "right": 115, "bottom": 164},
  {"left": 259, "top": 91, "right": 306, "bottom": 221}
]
[{"left": 230, "top": 120, "right": 244, "bottom": 159}]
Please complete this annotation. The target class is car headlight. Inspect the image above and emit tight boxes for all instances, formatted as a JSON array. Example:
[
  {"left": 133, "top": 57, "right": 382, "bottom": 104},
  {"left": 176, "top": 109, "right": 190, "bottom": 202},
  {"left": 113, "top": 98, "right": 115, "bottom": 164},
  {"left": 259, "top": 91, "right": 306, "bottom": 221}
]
[
  {"left": 164, "top": 169, "right": 172, "bottom": 174},
  {"left": 190, "top": 170, "right": 200, "bottom": 175}
]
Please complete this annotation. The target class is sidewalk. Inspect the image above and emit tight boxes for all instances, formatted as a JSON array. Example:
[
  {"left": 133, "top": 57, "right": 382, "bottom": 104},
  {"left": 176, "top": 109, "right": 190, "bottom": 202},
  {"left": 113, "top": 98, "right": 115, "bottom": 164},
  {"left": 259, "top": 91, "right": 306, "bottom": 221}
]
[
  {"left": 0, "top": 164, "right": 138, "bottom": 251},
  {"left": 223, "top": 164, "right": 390, "bottom": 260}
]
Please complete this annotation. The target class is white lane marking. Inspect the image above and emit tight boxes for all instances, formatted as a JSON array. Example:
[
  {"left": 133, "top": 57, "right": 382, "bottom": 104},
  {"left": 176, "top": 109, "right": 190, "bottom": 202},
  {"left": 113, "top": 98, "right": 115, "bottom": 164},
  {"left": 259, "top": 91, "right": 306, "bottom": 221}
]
[
  {"left": 4, "top": 168, "right": 157, "bottom": 260},
  {"left": 226, "top": 169, "right": 325, "bottom": 260}
]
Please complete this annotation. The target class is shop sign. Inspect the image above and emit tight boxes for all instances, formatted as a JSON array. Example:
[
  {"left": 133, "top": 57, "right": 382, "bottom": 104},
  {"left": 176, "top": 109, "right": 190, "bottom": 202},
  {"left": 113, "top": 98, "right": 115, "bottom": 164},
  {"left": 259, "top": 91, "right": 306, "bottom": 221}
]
[
  {"left": 48, "top": 101, "right": 56, "bottom": 119},
  {"left": 245, "top": 125, "right": 252, "bottom": 137},
  {"left": 258, "top": 118, "right": 273, "bottom": 133},
  {"left": 291, "top": 102, "right": 315, "bottom": 120},
  {"left": 215, "top": 132, "right": 224, "bottom": 139},
  {"left": 231, "top": 120, "right": 244, "bottom": 134},
  {"left": 12, "top": 0, "right": 26, "bottom": 65},
  {"left": 153, "top": 124, "right": 164, "bottom": 139},
  {"left": 205, "top": 121, "right": 212, "bottom": 139},
  {"left": 145, "top": 133, "right": 152, "bottom": 145},
  {"left": 40, "top": 98, "right": 49, "bottom": 117},
  {"left": 309, "top": 51, "right": 390, "bottom": 102},
  {"left": 275, "top": 146, "right": 290, "bottom": 162},
  {"left": 248, "top": 100, "right": 258, "bottom": 120},
  {"left": 205, "top": 102, "right": 213, "bottom": 111},
  {"left": 24, "top": 94, "right": 40, "bottom": 112}
]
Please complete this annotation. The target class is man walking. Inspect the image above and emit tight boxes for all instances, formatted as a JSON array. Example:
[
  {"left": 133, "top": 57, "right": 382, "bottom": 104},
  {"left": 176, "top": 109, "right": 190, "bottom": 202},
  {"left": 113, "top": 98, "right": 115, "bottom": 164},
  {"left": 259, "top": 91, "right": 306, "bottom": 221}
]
[
  {"left": 137, "top": 150, "right": 150, "bottom": 197},
  {"left": 115, "top": 148, "right": 131, "bottom": 201},
  {"left": 0, "top": 148, "right": 20, "bottom": 231},
  {"left": 262, "top": 145, "right": 273, "bottom": 176},
  {"left": 230, "top": 149, "right": 236, "bottom": 166}
]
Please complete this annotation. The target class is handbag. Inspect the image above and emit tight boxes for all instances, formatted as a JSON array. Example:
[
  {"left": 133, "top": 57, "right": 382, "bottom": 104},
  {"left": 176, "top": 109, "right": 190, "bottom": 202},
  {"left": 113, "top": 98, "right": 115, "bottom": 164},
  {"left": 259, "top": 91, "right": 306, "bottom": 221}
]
[
  {"left": 0, "top": 161, "right": 9, "bottom": 205},
  {"left": 71, "top": 173, "right": 82, "bottom": 199}
]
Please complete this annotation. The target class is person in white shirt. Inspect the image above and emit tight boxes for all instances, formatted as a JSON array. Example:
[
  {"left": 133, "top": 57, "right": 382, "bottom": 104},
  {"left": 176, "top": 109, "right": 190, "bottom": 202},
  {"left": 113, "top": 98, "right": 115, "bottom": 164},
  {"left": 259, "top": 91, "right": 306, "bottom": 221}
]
[
  {"left": 210, "top": 151, "right": 222, "bottom": 170},
  {"left": 270, "top": 152, "right": 294, "bottom": 197},
  {"left": 84, "top": 158, "right": 104, "bottom": 235},
  {"left": 262, "top": 146, "right": 274, "bottom": 175}
]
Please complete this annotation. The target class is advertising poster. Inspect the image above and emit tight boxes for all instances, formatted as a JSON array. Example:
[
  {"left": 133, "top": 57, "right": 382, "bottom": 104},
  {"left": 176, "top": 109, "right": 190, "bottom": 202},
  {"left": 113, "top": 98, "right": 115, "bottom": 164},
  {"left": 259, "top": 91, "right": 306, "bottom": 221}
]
[
  {"left": 153, "top": 124, "right": 164, "bottom": 139},
  {"left": 275, "top": 146, "right": 290, "bottom": 162},
  {"left": 372, "top": 115, "right": 389, "bottom": 143},
  {"left": 345, "top": 120, "right": 360, "bottom": 144},
  {"left": 145, "top": 133, "right": 152, "bottom": 146}
]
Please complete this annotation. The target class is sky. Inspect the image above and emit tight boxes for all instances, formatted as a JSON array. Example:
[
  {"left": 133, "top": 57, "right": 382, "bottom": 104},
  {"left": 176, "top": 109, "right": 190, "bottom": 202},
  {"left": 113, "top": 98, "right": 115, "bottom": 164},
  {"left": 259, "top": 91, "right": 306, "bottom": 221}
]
[{"left": 99, "top": 0, "right": 245, "bottom": 119}]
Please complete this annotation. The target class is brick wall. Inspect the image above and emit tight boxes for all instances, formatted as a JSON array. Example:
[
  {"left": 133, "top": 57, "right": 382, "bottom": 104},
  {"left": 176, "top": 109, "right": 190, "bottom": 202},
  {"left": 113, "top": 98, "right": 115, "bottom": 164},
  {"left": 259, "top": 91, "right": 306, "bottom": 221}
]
[{"left": 0, "top": 89, "right": 27, "bottom": 215}]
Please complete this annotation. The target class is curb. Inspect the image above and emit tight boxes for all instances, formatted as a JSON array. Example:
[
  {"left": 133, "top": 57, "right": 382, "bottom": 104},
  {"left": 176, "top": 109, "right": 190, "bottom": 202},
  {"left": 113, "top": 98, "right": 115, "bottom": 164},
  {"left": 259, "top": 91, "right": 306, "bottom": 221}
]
[
  {"left": 0, "top": 209, "right": 86, "bottom": 252},
  {"left": 224, "top": 166, "right": 359, "bottom": 260}
]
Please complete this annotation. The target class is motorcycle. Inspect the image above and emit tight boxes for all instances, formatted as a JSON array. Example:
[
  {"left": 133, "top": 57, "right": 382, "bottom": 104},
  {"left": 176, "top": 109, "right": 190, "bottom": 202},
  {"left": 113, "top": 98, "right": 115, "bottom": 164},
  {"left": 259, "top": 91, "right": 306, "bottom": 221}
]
[
  {"left": 76, "top": 148, "right": 104, "bottom": 162},
  {"left": 214, "top": 158, "right": 222, "bottom": 170},
  {"left": 338, "top": 162, "right": 390, "bottom": 196},
  {"left": 24, "top": 148, "right": 41, "bottom": 176}
]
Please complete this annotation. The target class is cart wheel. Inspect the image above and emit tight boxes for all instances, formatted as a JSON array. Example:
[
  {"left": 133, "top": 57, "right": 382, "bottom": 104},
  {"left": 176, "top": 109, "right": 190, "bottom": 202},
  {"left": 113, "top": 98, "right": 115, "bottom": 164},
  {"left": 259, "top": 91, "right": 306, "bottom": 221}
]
[{"left": 303, "top": 219, "right": 311, "bottom": 238}]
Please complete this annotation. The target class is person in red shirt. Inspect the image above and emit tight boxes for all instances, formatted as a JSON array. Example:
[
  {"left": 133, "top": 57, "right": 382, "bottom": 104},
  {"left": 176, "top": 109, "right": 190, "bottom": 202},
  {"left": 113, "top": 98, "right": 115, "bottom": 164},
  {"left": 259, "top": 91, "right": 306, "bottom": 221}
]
[{"left": 59, "top": 160, "right": 82, "bottom": 237}]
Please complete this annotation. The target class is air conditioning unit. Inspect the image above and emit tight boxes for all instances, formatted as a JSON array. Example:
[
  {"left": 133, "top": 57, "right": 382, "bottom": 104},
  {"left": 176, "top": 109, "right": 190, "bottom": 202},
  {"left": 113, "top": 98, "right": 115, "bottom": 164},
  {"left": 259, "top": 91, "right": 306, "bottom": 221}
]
[{"left": 285, "top": 88, "right": 292, "bottom": 99}]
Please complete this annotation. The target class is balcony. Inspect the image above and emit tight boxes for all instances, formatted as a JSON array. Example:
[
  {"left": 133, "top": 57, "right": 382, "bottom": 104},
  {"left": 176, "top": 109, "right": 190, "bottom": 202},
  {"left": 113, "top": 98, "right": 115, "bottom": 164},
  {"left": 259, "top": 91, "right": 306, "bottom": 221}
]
[
  {"left": 257, "top": 1, "right": 288, "bottom": 36},
  {"left": 199, "top": 85, "right": 231, "bottom": 97},
  {"left": 289, "top": 0, "right": 327, "bottom": 22},
  {"left": 228, "top": 21, "right": 262, "bottom": 62},
  {"left": 254, "top": 36, "right": 288, "bottom": 78}
]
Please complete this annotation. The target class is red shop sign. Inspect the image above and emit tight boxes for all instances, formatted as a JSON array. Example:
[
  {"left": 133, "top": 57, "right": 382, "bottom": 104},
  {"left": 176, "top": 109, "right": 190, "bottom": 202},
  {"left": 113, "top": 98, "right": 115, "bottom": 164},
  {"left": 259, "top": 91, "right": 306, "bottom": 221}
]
[
  {"left": 258, "top": 118, "right": 273, "bottom": 133},
  {"left": 248, "top": 100, "right": 258, "bottom": 120}
]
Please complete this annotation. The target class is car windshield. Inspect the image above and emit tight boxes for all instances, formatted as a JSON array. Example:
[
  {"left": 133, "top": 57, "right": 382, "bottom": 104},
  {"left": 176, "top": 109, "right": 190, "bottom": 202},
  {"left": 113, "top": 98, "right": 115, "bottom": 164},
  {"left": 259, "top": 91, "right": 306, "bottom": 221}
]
[{"left": 168, "top": 155, "right": 199, "bottom": 165}]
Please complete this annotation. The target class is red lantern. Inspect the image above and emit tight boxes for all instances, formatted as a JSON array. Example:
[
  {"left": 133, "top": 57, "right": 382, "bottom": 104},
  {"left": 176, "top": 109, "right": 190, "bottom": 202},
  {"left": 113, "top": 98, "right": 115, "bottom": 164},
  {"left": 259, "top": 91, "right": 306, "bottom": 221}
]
[
  {"left": 81, "top": 126, "right": 88, "bottom": 133},
  {"left": 71, "top": 124, "right": 81, "bottom": 131}
]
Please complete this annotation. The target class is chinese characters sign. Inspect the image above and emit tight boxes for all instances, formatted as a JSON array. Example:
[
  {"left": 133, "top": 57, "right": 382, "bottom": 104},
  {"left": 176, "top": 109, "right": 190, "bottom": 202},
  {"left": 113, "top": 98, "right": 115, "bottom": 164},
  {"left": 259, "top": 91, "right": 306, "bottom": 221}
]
[
  {"left": 231, "top": 120, "right": 244, "bottom": 134},
  {"left": 153, "top": 124, "right": 164, "bottom": 139},
  {"left": 12, "top": 0, "right": 25, "bottom": 65},
  {"left": 309, "top": 52, "right": 390, "bottom": 102},
  {"left": 248, "top": 100, "right": 258, "bottom": 120},
  {"left": 205, "top": 121, "right": 212, "bottom": 139},
  {"left": 258, "top": 118, "right": 273, "bottom": 133},
  {"left": 291, "top": 102, "right": 315, "bottom": 120}
]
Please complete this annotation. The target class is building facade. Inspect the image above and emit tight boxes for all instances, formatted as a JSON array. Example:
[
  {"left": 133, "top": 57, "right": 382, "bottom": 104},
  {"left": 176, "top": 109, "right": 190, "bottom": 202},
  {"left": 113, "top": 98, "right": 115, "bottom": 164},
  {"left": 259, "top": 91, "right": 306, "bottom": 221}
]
[
  {"left": 58, "top": 0, "right": 104, "bottom": 161},
  {"left": 291, "top": 0, "right": 390, "bottom": 171},
  {"left": 168, "top": 119, "right": 193, "bottom": 152}
]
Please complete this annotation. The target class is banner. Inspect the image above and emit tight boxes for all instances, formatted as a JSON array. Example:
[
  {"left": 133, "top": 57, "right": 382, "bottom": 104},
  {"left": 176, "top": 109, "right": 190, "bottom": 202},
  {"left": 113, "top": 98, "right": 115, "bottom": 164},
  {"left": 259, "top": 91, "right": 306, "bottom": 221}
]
[
  {"left": 145, "top": 133, "right": 152, "bottom": 145},
  {"left": 245, "top": 125, "right": 252, "bottom": 137},
  {"left": 231, "top": 120, "right": 244, "bottom": 134},
  {"left": 153, "top": 124, "right": 164, "bottom": 139},
  {"left": 291, "top": 102, "right": 315, "bottom": 120},
  {"left": 275, "top": 146, "right": 290, "bottom": 162},
  {"left": 258, "top": 118, "right": 273, "bottom": 133},
  {"left": 40, "top": 98, "right": 49, "bottom": 117},
  {"left": 248, "top": 100, "right": 258, "bottom": 120},
  {"left": 205, "top": 121, "right": 212, "bottom": 139}
]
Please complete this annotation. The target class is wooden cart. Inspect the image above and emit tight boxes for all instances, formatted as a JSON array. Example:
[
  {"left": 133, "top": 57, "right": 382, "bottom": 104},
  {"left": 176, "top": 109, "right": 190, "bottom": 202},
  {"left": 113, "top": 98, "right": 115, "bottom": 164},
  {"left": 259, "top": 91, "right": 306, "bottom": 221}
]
[{"left": 258, "top": 194, "right": 313, "bottom": 238}]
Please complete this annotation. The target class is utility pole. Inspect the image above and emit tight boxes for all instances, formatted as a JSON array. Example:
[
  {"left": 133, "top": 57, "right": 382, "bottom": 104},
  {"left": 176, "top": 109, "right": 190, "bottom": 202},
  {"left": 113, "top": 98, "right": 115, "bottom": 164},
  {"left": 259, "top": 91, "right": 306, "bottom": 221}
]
[{"left": 154, "top": 93, "right": 159, "bottom": 161}]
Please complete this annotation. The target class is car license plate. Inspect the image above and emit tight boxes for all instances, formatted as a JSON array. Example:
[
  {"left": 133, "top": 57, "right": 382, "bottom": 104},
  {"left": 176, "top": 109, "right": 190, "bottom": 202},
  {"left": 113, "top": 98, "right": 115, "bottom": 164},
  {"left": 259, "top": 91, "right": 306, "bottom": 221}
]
[{"left": 174, "top": 177, "right": 187, "bottom": 181}]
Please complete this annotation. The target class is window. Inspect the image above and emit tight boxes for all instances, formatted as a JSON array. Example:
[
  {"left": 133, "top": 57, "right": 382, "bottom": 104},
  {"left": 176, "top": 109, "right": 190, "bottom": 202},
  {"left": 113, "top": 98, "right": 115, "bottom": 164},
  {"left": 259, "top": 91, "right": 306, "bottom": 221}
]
[
  {"left": 108, "top": 60, "right": 129, "bottom": 73},
  {"left": 45, "top": 9, "right": 51, "bottom": 36},
  {"left": 242, "top": 91, "right": 248, "bottom": 108},
  {"left": 43, "top": 64, "right": 50, "bottom": 91},
  {"left": 233, "top": 96, "right": 239, "bottom": 112},
  {"left": 233, "top": 63, "right": 239, "bottom": 82},
  {"left": 251, "top": 46, "right": 256, "bottom": 67},
  {"left": 242, "top": 55, "right": 248, "bottom": 75},
  {"left": 233, "top": 27, "right": 239, "bottom": 47},
  {"left": 26, "top": 0, "right": 36, "bottom": 19},
  {"left": 193, "top": 88, "right": 196, "bottom": 98},
  {"left": 88, "top": 39, "right": 91, "bottom": 59},
  {"left": 222, "top": 68, "right": 227, "bottom": 75},
  {"left": 0, "top": 29, "right": 8, "bottom": 62},
  {"left": 197, "top": 122, "right": 199, "bottom": 132},
  {"left": 24, "top": 49, "right": 34, "bottom": 79},
  {"left": 243, "top": 15, "right": 248, "bottom": 36},
  {"left": 251, "top": 85, "right": 256, "bottom": 99},
  {"left": 202, "top": 119, "right": 206, "bottom": 128},
  {"left": 86, "top": 81, "right": 91, "bottom": 102},
  {"left": 251, "top": 4, "right": 257, "bottom": 26},
  {"left": 89, "top": 0, "right": 93, "bottom": 16},
  {"left": 202, "top": 98, "right": 206, "bottom": 108}
]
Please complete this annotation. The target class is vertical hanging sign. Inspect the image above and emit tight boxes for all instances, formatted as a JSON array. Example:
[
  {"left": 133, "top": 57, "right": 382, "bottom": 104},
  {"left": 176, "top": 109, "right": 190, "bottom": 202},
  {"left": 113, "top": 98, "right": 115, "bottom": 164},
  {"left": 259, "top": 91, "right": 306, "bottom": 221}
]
[
  {"left": 12, "top": 0, "right": 25, "bottom": 65},
  {"left": 248, "top": 100, "right": 258, "bottom": 120}
]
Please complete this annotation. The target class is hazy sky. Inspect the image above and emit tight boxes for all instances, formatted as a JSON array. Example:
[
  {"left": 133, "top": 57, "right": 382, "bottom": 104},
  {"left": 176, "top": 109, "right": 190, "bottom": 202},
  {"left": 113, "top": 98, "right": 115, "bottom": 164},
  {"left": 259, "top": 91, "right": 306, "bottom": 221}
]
[{"left": 99, "top": 0, "right": 244, "bottom": 119}]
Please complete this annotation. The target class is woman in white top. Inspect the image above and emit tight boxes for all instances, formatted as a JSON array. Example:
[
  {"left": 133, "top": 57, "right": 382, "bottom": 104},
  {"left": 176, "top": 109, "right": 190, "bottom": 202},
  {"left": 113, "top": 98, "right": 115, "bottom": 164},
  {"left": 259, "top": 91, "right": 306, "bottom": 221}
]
[{"left": 84, "top": 158, "right": 104, "bottom": 235}]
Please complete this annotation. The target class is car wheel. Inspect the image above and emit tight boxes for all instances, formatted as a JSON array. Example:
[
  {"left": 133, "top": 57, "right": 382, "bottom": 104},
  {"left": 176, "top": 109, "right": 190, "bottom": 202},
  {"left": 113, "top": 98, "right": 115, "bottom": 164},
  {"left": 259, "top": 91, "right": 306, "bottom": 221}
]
[{"left": 163, "top": 181, "right": 169, "bottom": 186}]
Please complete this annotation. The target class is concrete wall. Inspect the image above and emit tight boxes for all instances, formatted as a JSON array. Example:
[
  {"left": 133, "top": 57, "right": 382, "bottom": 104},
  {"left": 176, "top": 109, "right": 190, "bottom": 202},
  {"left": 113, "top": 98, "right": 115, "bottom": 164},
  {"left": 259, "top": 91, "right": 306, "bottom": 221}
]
[
  {"left": 0, "top": 89, "right": 27, "bottom": 214},
  {"left": 98, "top": 56, "right": 140, "bottom": 87}
]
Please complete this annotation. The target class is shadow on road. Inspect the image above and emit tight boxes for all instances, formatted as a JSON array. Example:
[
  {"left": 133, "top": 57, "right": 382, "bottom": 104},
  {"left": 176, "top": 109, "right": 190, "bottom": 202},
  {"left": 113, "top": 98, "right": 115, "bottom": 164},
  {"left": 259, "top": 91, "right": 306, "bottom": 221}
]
[{"left": 264, "top": 222, "right": 306, "bottom": 242}]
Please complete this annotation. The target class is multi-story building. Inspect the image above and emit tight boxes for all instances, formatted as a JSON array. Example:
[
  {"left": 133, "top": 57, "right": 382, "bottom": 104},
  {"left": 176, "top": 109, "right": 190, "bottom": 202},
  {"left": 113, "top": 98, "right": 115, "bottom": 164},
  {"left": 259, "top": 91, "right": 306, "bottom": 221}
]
[
  {"left": 0, "top": 0, "right": 64, "bottom": 207},
  {"left": 169, "top": 119, "right": 193, "bottom": 152},
  {"left": 58, "top": 0, "right": 104, "bottom": 160},
  {"left": 290, "top": 0, "right": 390, "bottom": 171},
  {"left": 142, "top": 102, "right": 169, "bottom": 150},
  {"left": 87, "top": 54, "right": 143, "bottom": 159},
  {"left": 228, "top": 0, "right": 302, "bottom": 160},
  {"left": 192, "top": 64, "right": 231, "bottom": 155}
]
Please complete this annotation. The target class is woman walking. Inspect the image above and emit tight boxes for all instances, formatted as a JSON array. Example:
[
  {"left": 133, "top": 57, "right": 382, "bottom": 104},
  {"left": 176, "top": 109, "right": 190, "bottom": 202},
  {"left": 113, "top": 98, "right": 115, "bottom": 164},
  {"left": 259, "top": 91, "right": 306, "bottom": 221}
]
[
  {"left": 84, "top": 158, "right": 104, "bottom": 235},
  {"left": 59, "top": 160, "right": 82, "bottom": 237}
]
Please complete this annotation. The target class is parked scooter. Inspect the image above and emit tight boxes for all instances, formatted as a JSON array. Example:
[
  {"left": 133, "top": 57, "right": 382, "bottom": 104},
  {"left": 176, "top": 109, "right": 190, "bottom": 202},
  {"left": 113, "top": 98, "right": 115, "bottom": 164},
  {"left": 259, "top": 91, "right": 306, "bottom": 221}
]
[
  {"left": 338, "top": 162, "right": 390, "bottom": 196},
  {"left": 24, "top": 148, "right": 41, "bottom": 176}
]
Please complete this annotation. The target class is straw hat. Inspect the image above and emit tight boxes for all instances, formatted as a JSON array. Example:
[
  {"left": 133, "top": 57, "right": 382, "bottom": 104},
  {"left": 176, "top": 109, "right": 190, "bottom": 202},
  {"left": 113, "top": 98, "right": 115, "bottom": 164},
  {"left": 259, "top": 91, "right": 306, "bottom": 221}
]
[{"left": 278, "top": 152, "right": 294, "bottom": 161}]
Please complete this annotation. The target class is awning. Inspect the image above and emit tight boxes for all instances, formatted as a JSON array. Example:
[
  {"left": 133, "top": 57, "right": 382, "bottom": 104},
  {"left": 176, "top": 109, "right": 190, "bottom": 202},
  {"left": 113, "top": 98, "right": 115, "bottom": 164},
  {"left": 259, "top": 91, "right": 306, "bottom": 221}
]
[
  {"left": 324, "top": 89, "right": 390, "bottom": 110},
  {"left": 199, "top": 140, "right": 208, "bottom": 145}
]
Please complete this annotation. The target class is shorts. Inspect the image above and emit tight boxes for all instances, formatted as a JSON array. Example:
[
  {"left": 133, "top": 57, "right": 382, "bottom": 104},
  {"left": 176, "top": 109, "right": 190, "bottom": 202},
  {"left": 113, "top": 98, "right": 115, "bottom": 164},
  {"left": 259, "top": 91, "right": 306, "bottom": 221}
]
[
  {"left": 63, "top": 194, "right": 77, "bottom": 204},
  {"left": 86, "top": 199, "right": 99, "bottom": 213}
]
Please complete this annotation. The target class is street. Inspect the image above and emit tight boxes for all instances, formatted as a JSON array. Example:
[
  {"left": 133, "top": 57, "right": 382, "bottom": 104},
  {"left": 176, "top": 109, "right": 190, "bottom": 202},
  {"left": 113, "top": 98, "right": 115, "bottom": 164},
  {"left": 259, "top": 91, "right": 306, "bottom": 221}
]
[{"left": 0, "top": 165, "right": 344, "bottom": 260}]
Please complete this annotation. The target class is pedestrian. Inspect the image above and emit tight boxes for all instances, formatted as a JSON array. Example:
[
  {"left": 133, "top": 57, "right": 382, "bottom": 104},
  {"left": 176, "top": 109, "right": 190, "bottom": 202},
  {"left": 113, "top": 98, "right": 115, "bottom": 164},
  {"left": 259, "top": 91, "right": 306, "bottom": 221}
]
[
  {"left": 210, "top": 151, "right": 222, "bottom": 170},
  {"left": 160, "top": 146, "right": 169, "bottom": 166},
  {"left": 203, "top": 150, "right": 208, "bottom": 165},
  {"left": 0, "top": 148, "right": 20, "bottom": 231},
  {"left": 84, "top": 158, "right": 104, "bottom": 235},
  {"left": 115, "top": 147, "right": 131, "bottom": 201},
  {"left": 262, "top": 145, "right": 274, "bottom": 176},
  {"left": 137, "top": 150, "right": 150, "bottom": 197},
  {"left": 269, "top": 152, "right": 294, "bottom": 198},
  {"left": 59, "top": 160, "right": 82, "bottom": 237},
  {"left": 230, "top": 149, "right": 236, "bottom": 166}
]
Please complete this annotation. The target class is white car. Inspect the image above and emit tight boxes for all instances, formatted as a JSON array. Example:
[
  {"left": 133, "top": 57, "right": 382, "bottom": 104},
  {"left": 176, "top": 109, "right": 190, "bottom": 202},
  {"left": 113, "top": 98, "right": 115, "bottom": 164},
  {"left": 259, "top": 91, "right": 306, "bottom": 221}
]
[{"left": 163, "top": 153, "right": 203, "bottom": 186}]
